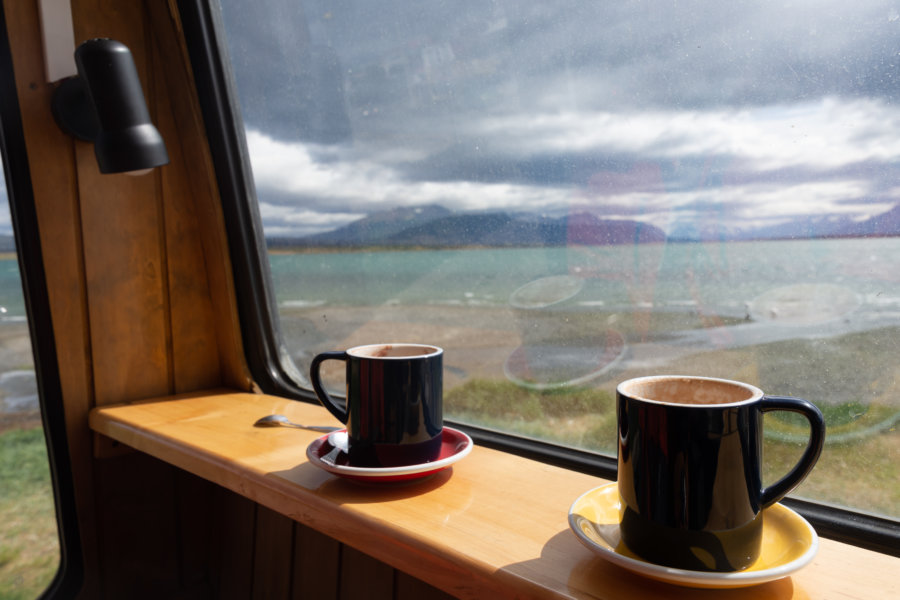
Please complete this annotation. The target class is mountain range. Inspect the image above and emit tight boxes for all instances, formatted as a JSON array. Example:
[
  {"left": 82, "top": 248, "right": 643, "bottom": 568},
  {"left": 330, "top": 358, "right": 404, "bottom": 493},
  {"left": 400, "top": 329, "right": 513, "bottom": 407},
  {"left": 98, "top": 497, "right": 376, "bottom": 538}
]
[
  {"left": 269, "top": 205, "right": 666, "bottom": 249},
  {"left": 267, "top": 203, "right": 900, "bottom": 249}
]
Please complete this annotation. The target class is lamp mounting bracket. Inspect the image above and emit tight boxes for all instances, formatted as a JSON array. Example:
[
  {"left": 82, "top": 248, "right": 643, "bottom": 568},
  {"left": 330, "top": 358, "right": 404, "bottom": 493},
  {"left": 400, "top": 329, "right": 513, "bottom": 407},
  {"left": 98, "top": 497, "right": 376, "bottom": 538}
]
[{"left": 51, "top": 76, "right": 99, "bottom": 142}]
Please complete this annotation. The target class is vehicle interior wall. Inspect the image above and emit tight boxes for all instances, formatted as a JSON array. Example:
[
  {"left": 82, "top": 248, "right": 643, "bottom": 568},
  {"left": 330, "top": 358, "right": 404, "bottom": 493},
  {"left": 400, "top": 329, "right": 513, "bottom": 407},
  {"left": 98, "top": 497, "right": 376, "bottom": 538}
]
[{"left": 2, "top": 1, "right": 448, "bottom": 597}]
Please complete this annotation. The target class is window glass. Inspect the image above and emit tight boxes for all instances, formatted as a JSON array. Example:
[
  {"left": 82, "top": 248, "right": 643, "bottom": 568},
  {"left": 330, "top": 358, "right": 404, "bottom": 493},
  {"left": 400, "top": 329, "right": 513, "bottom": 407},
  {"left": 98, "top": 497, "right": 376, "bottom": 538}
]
[
  {"left": 218, "top": 0, "right": 900, "bottom": 521},
  {"left": 0, "top": 176, "right": 59, "bottom": 595}
]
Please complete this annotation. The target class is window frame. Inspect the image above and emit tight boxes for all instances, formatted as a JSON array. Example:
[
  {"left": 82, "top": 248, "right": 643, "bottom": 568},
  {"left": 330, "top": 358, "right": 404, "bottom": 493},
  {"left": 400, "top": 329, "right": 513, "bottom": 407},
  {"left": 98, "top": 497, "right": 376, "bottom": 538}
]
[
  {"left": 177, "top": 0, "right": 900, "bottom": 557},
  {"left": 0, "top": 2, "right": 84, "bottom": 596}
]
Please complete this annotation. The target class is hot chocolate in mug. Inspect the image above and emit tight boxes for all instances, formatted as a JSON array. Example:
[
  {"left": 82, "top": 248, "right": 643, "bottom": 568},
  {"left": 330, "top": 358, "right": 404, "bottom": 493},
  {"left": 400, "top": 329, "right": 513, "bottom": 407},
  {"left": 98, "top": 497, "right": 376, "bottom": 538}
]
[
  {"left": 310, "top": 343, "right": 443, "bottom": 468},
  {"left": 616, "top": 375, "right": 825, "bottom": 572}
]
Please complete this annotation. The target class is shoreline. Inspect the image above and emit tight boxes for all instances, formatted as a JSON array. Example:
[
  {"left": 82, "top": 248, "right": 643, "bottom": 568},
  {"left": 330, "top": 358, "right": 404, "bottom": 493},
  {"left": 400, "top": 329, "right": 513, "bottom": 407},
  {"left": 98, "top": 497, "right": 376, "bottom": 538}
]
[{"left": 265, "top": 235, "right": 900, "bottom": 255}]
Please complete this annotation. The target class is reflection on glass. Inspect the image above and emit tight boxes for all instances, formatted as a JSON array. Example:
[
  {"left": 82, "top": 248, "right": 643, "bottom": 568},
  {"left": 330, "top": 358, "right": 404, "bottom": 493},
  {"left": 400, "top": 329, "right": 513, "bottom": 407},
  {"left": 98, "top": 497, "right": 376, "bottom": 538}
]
[
  {"left": 219, "top": 0, "right": 900, "bottom": 520},
  {"left": 0, "top": 183, "right": 59, "bottom": 594}
]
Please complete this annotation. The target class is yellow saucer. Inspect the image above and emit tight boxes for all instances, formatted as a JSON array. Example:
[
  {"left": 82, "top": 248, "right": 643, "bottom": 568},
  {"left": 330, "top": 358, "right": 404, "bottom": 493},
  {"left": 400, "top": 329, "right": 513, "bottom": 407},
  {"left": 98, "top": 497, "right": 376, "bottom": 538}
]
[{"left": 568, "top": 482, "right": 818, "bottom": 588}]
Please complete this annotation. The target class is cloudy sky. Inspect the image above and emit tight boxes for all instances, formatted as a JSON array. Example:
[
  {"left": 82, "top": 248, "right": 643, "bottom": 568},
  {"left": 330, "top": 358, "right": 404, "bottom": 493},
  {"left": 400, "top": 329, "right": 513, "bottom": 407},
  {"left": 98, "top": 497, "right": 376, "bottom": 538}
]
[
  {"left": 219, "top": 0, "right": 900, "bottom": 237},
  {"left": 1, "top": 2, "right": 894, "bottom": 241}
]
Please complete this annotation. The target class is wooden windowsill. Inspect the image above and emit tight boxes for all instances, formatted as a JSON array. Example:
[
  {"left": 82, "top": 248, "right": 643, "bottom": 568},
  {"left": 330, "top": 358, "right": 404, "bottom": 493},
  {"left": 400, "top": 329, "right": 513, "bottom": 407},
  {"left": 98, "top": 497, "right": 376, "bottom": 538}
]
[{"left": 89, "top": 390, "right": 898, "bottom": 600}]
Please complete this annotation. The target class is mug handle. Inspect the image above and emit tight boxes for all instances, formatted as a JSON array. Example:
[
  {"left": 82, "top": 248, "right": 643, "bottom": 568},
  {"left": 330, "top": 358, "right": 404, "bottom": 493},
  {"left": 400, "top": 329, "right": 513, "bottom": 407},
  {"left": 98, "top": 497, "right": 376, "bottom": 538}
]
[
  {"left": 309, "top": 351, "right": 350, "bottom": 424},
  {"left": 759, "top": 395, "right": 826, "bottom": 508}
]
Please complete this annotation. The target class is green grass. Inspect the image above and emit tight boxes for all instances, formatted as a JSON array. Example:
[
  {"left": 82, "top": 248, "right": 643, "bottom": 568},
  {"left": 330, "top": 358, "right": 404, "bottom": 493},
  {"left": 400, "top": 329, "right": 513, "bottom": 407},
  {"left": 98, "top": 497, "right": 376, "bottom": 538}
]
[
  {"left": 0, "top": 427, "right": 59, "bottom": 600},
  {"left": 446, "top": 331, "right": 900, "bottom": 520},
  {"left": 447, "top": 379, "right": 620, "bottom": 452}
]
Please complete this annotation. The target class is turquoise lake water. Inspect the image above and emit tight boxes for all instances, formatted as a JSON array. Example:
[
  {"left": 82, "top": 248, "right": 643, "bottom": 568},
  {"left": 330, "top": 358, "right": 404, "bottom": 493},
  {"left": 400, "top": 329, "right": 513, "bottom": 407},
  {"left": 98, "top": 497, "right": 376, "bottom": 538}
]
[{"left": 269, "top": 238, "right": 900, "bottom": 325}]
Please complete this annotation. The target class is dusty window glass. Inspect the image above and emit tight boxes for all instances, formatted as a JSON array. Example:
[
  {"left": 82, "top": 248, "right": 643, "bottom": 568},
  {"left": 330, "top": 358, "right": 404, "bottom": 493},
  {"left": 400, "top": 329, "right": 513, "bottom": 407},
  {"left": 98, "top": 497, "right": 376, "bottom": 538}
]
[
  {"left": 0, "top": 173, "right": 60, "bottom": 595},
  {"left": 218, "top": 0, "right": 900, "bottom": 521}
]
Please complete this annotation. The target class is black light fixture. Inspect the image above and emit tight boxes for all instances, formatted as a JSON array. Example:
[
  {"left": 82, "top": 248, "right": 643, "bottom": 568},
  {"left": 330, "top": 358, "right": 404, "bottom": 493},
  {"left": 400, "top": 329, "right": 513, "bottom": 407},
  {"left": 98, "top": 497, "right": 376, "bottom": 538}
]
[{"left": 51, "top": 38, "right": 169, "bottom": 175}]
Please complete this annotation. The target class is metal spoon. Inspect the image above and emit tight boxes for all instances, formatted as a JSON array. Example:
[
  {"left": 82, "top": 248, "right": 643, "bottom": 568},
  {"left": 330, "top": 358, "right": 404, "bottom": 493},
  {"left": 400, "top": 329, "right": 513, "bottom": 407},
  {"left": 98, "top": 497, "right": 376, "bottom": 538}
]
[{"left": 254, "top": 414, "right": 340, "bottom": 433}]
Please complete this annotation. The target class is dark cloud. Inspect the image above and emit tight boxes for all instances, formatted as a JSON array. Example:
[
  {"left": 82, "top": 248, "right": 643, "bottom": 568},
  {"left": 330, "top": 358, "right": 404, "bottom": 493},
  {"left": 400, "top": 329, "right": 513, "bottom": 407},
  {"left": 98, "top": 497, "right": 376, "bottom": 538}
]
[{"left": 221, "top": 0, "right": 900, "bottom": 140}]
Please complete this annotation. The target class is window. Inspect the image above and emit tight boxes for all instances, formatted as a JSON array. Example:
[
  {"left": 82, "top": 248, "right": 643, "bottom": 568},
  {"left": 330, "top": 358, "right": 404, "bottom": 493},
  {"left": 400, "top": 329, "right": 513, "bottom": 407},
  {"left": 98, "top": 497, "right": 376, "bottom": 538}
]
[
  {"left": 203, "top": 0, "right": 900, "bottom": 544},
  {"left": 0, "top": 149, "right": 59, "bottom": 598}
]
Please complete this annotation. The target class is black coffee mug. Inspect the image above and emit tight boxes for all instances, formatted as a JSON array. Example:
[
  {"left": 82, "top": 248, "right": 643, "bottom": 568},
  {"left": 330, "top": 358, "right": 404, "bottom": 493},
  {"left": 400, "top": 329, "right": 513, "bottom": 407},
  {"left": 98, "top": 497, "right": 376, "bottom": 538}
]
[
  {"left": 310, "top": 343, "right": 443, "bottom": 468},
  {"left": 617, "top": 375, "right": 825, "bottom": 572}
]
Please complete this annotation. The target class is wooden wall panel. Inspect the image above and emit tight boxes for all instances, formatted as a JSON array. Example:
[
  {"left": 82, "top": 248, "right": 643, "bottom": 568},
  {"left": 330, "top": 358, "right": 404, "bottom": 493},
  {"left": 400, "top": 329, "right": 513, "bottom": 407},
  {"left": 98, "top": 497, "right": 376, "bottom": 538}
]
[
  {"left": 78, "top": 169, "right": 173, "bottom": 404},
  {"left": 93, "top": 452, "right": 181, "bottom": 599},
  {"left": 72, "top": 0, "right": 173, "bottom": 405},
  {"left": 339, "top": 546, "right": 395, "bottom": 600},
  {"left": 210, "top": 482, "right": 256, "bottom": 599},
  {"left": 396, "top": 572, "right": 459, "bottom": 600},
  {"left": 293, "top": 523, "right": 341, "bottom": 599},
  {"left": 174, "top": 468, "right": 215, "bottom": 597},
  {"left": 64, "top": 0, "right": 254, "bottom": 405},
  {"left": 153, "top": 36, "right": 224, "bottom": 394},
  {"left": 197, "top": 472, "right": 455, "bottom": 600},
  {"left": 252, "top": 506, "right": 295, "bottom": 599},
  {"left": 146, "top": 1, "right": 252, "bottom": 392}
]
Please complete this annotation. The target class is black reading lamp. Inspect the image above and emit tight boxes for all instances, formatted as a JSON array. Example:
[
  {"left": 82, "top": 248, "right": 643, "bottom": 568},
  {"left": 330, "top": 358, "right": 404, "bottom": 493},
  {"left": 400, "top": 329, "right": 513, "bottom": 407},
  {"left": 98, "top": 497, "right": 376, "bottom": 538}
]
[{"left": 51, "top": 38, "right": 169, "bottom": 175}]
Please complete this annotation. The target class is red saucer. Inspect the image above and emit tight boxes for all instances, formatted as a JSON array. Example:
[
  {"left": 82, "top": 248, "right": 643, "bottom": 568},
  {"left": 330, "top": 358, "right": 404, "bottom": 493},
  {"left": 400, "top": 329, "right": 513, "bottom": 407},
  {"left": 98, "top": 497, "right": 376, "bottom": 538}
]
[{"left": 306, "top": 426, "right": 472, "bottom": 483}]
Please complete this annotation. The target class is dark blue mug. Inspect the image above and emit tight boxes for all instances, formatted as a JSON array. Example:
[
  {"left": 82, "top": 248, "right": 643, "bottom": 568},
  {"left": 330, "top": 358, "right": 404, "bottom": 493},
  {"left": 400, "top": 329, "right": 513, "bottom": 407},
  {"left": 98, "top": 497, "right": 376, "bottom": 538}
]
[
  {"left": 616, "top": 375, "right": 825, "bottom": 572},
  {"left": 310, "top": 343, "right": 443, "bottom": 468}
]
